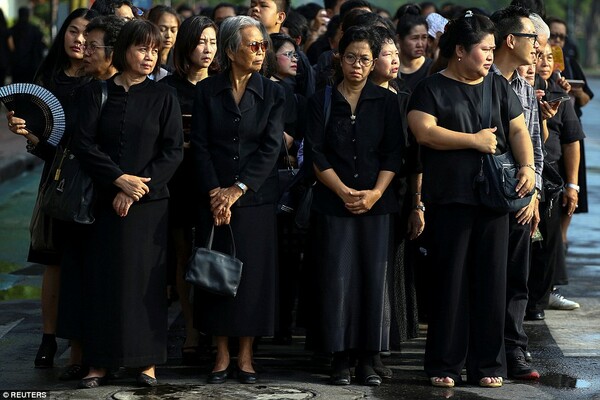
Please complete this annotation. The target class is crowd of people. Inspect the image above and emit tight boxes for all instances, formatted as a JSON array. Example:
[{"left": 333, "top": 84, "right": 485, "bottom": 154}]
[{"left": 2, "top": 0, "right": 593, "bottom": 391}]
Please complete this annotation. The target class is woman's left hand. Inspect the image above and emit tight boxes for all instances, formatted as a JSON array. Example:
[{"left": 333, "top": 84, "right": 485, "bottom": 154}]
[
  {"left": 515, "top": 193, "right": 537, "bottom": 225},
  {"left": 516, "top": 166, "right": 535, "bottom": 197},
  {"left": 407, "top": 209, "right": 425, "bottom": 240},
  {"left": 210, "top": 186, "right": 243, "bottom": 215},
  {"left": 112, "top": 191, "right": 135, "bottom": 217},
  {"left": 344, "top": 189, "right": 381, "bottom": 214}
]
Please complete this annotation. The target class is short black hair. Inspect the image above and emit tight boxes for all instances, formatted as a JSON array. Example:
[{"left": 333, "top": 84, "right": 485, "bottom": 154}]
[
  {"left": 212, "top": 2, "right": 237, "bottom": 20},
  {"left": 339, "top": 0, "right": 372, "bottom": 20},
  {"left": 489, "top": 5, "right": 530, "bottom": 48},
  {"left": 91, "top": 0, "right": 137, "bottom": 17},
  {"left": 283, "top": 11, "right": 308, "bottom": 45},
  {"left": 85, "top": 15, "right": 127, "bottom": 59},
  {"left": 147, "top": 5, "right": 180, "bottom": 27},
  {"left": 394, "top": 3, "right": 420, "bottom": 21},
  {"left": 112, "top": 19, "right": 162, "bottom": 73},
  {"left": 338, "top": 25, "right": 380, "bottom": 59},
  {"left": 510, "top": 0, "right": 545, "bottom": 19},
  {"left": 273, "top": 0, "right": 291, "bottom": 14},
  {"left": 396, "top": 14, "right": 428, "bottom": 39},
  {"left": 546, "top": 16, "right": 567, "bottom": 31}
]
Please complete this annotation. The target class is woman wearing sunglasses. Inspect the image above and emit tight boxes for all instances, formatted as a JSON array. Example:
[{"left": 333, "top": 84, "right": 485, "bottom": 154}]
[
  {"left": 305, "top": 26, "right": 402, "bottom": 387},
  {"left": 190, "top": 15, "right": 285, "bottom": 384}
]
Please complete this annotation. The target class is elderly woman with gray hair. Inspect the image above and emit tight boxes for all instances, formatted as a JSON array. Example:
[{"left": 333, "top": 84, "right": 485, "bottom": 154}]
[{"left": 190, "top": 15, "right": 285, "bottom": 384}]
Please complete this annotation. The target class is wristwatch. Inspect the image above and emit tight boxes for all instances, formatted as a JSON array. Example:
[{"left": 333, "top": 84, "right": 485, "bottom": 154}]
[
  {"left": 565, "top": 183, "right": 580, "bottom": 193},
  {"left": 414, "top": 204, "right": 426, "bottom": 212},
  {"left": 234, "top": 181, "right": 248, "bottom": 194}
]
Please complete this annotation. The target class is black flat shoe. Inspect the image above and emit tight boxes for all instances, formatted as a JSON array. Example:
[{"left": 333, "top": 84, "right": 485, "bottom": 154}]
[
  {"left": 207, "top": 369, "right": 229, "bottom": 384},
  {"left": 525, "top": 310, "right": 545, "bottom": 321},
  {"left": 356, "top": 364, "right": 382, "bottom": 386},
  {"left": 136, "top": 372, "right": 158, "bottom": 387},
  {"left": 77, "top": 375, "right": 108, "bottom": 389},
  {"left": 34, "top": 338, "right": 57, "bottom": 368},
  {"left": 330, "top": 370, "right": 351, "bottom": 385},
  {"left": 59, "top": 364, "right": 89, "bottom": 381},
  {"left": 373, "top": 353, "right": 392, "bottom": 379},
  {"left": 237, "top": 369, "right": 258, "bottom": 384}
]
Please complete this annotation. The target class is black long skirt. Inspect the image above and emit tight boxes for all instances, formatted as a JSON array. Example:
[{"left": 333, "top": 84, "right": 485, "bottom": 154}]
[
  {"left": 80, "top": 199, "right": 169, "bottom": 368},
  {"left": 313, "top": 213, "right": 391, "bottom": 353},
  {"left": 193, "top": 204, "right": 277, "bottom": 337}
]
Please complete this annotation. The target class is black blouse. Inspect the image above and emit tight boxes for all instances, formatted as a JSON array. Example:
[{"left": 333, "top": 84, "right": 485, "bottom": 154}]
[
  {"left": 73, "top": 77, "right": 183, "bottom": 202},
  {"left": 305, "top": 80, "right": 404, "bottom": 217},
  {"left": 408, "top": 72, "right": 523, "bottom": 206}
]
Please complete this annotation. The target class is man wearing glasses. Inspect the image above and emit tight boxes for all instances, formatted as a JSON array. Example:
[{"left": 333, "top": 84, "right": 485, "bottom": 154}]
[{"left": 490, "top": 5, "right": 543, "bottom": 382}]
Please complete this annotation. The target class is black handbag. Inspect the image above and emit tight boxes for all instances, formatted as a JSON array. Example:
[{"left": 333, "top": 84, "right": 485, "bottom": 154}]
[
  {"left": 475, "top": 73, "right": 534, "bottom": 213},
  {"left": 185, "top": 225, "right": 243, "bottom": 297},
  {"left": 541, "top": 160, "right": 564, "bottom": 215},
  {"left": 39, "top": 81, "right": 107, "bottom": 224},
  {"left": 277, "top": 143, "right": 300, "bottom": 214}
]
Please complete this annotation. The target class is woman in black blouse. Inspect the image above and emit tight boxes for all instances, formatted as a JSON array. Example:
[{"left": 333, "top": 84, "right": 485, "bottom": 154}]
[
  {"left": 407, "top": 12, "right": 535, "bottom": 388},
  {"left": 190, "top": 15, "right": 285, "bottom": 384},
  {"left": 161, "top": 15, "right": 217, "bottom": 365},
  {"left": 305, "top": 26, "right": 402, "bottom": 387},
  {"left": 5, "top": 8, "right": 96, "bottom": 371},
  {"left": 71, "top": 20, "right": 183, "bottom": 388}
]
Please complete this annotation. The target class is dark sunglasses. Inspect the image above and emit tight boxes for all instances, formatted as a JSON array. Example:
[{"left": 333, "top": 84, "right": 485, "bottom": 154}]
[
  {"left": 550, "top": 33, "right": 567, "bottom": 41},
  {"left": 246, "top": 40, "right": 269, "bottom": 53}
]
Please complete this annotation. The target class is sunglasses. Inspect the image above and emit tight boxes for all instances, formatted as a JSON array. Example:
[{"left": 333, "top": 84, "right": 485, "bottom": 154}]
[
  {"left": 550, "top": 33, "right": 567, "bottom": 41},
  {"left": 247, "top": 40, "right": 269, "bottom": 53},
  {"left": 509, "top": 32, "right": 538, "bottom": 44}
]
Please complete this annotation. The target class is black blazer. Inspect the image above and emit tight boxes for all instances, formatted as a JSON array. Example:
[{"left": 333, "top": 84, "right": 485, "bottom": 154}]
[
  {"left": 191, "top": 71, "right": 285, "bottom": 207},
  {"left": 73, "top": 77, "right": 184, "bottom": 202}
]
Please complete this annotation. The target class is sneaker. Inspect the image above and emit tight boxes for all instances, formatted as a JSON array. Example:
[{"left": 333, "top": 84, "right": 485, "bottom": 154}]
[
  {"left": 507, "top": 356, "right": 540, "bottom": 380},
  {"left": 549, "top": 290, "right": 580, "bottom": 310}
]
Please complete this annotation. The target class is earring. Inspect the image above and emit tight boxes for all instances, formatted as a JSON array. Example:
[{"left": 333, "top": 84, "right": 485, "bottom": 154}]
[{"left": 458, "top": 57, "right": 462, "bottom": 62}]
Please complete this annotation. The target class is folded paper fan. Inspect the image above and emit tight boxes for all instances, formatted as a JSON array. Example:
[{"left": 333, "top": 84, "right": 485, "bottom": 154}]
[{"left": 0, "top": 83, "right": 66, "bottom": 146}]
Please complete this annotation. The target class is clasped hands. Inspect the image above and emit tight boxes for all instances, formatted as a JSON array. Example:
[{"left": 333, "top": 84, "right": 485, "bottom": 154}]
[
  {"left": 338, "top": 187, "right": 381, "bottom": 215},
  {"left": 210, "top": 186, "right": 243, "bottom": 226},
  {"left": 112, "top": 174, "right": 151, "bottom": 217}
]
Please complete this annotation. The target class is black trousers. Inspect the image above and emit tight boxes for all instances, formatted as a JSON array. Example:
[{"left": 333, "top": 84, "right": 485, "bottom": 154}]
[
  {"left": 528, "top": 201, "right": 565, "bottom": 312},
  {"left": 504, "top": 215, "right": 531, "bottom": 358},
  {"left": 424, "top": 204, "right": 508, "bottom": 382}
]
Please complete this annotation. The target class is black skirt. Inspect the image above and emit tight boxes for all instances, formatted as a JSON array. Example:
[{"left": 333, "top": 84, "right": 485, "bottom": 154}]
[
  {"left": 193, "top": 204, "right": 277, "bottom": 337},
  {"left": 312, "top": 212, "right": 392, "bottom": 353},
  {"left": 79, "top": 199, "right": 169, "bottom": 368}
]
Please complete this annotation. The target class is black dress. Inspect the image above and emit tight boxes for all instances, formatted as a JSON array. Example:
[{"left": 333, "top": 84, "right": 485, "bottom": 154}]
[
  {"left": 69, "top": 77, "right": 183, "bottom": 367},
  {"left": 190, "top": 72, "right": 285, "bottom": 337},
  {"left": 305, "top": 80, "right": 403, "bottom": 353}
]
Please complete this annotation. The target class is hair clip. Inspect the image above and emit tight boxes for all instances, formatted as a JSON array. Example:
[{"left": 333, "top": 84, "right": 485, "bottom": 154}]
[{"left": 465, "top": 10, "right": 473, "bottom": 18}]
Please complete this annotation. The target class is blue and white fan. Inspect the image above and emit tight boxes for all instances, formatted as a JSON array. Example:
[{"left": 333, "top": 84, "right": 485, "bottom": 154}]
[{"left": 0, "top": 83, "right": 66, "bottom": 146}]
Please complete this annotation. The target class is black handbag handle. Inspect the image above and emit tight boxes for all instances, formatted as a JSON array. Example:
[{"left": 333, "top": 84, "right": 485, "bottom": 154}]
[
  {"left": 481, "top": 73, "right": 492, "bottom": 129},
  {"left": 206, "top": 224, "right": 236, "bottom": 258}
]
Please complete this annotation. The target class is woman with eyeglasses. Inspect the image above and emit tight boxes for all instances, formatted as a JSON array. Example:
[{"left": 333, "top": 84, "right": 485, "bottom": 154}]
[
  {"left": 160, "top": 15, "right": 218, "bottom": 366},
  {"left": 304, "top": 26, "right": 403, "bottom": 387},
  {"left": 5, "top": 7, "right": 97, "bottom": 373},
  {"left": 69, "top": 19, "right": 183, "bottom": 388},
  {"left": 190, "top": 16, "right": 285, "bottom": 384}
]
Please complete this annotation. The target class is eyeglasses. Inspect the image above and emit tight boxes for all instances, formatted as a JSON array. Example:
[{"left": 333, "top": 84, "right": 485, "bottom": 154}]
[
  {"left": 342, "top": 54, "right": 374, "bottom": 67},
  {"left": 278, "top": 50, "right": 299, "bottom": 60},
  {"left": 83, "top": 43, "right": 113, "bottom": 54},
  {"left": 246, "top": 40, "right": 269, "bottom": 53},
  {"left": 509, "top": 32, "right": 538, "bottom": 45},
  {"left": 550, "top": 33, "right": 567, "bottom": 41}
]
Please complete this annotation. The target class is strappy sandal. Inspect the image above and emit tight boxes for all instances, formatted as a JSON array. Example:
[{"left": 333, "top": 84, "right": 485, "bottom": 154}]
[
  {"left": 430, "top": 377, "right": 455, "bottom": 388},
  {"left": 479, "top": 377, "right": 503, "bottom": 388}
]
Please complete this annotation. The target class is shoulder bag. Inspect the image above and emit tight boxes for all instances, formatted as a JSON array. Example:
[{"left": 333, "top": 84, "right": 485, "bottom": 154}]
[
  {"left": 474, "top": 73, "right": 534, "bottom": 213},
  {"left": 40, "top": 81, "right": 107, "bottom": 224},
  {"left": 185, "top": 224, "right": 243, "bottom": 297}
]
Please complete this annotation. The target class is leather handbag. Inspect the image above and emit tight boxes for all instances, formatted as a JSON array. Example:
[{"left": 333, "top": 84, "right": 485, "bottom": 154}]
[
  {"left": 40, "top": 81, "right": 107, "bottom": 224},
  {"left": 185, "top": 225, "right": 243, "bottom": 297},
  {"left": 474, "top": 73, "right": 533, "bottom": 213},
  {"left": 277, "top": 144, "right": 300, "bottom": 214}
]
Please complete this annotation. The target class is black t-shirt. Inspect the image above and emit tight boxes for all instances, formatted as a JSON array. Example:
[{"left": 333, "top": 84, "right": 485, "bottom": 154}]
[
  {"left": 545, "top": 79, "right": 585, "bottom": 163},
  {"left": 399, "top": 57, "right": 433, "bottom": 92},
  {"left": 408, "top": 72, "right": 523, "bottom": 205}
]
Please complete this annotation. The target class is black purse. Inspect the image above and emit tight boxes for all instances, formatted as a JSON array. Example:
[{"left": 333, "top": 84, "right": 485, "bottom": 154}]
[
  {"left": 277, "top": 143, "right": 300, "bottom": 214},
  {"left": 475, "top": 74, "right": 534, "bottom": 213},
  {"left": 185, "top": 225, "right": 243, "bottom": 297},
  {"left": 40, "top": 81, "right": 107, "bottom": 224}
]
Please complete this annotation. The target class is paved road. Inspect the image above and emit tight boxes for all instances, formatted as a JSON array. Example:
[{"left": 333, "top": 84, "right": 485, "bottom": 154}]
[{"left": 1, "top": 81, "right": 600, "bottom": 399}]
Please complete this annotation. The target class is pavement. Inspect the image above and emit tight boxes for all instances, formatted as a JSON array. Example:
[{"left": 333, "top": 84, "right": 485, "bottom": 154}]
[{"left": 1, "top": 92, "right": 600, "bottom": 399}]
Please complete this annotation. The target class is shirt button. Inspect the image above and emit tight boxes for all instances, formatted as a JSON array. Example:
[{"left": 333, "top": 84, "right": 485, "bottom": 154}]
[
  {"left": 353, "top": 156, "right": 357, "bottom": 160},
  {"left": 233, "top": 155, "right": 239, "bottom": 161},
  {"left": 234, "top": 175, "right": 239, "bottom": 180},
  {"left": 234, "top": 117, "right": 240, "bottom": 123},
  {"left": 352, "top": 138, "right": 356, "bottom": 142},
  {"left": 354, "top": 173, "right": 359, "bottom": 178},
  {"left": 233, "top": 137, "right": 238, "bottom": 142}
]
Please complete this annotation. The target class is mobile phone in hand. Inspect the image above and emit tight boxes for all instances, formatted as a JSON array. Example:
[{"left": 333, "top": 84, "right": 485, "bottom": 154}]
[{"left": 544, "top": 92, "right": 570, "bottom": 104}]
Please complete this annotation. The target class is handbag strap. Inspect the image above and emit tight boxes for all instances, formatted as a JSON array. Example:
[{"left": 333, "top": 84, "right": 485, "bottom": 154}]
[
  {"left": 206, "top": 224, "right": 237, "bottom": 258},
  {"left": 324, "top": 84, "right": 332, "bottom": 129},
  {"left": 481, "top": 73, "right": 492, "bottom": 129}
]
